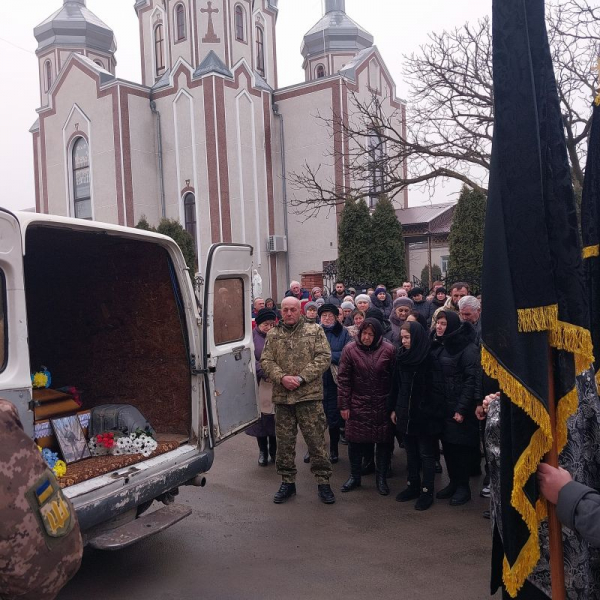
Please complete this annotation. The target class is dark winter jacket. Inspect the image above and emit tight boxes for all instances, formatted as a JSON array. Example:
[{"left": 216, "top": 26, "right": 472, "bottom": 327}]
[
  {"left": 253, "top": 326, "right": 267, "bottom": 383},
  {"left": 337, "top": 320, "right": 396, "bottom": 444},
  {"left": 322, "top": 321, "right": 352, "bottom": 428},
  {"left": 389, "top": 313, "right": 405, "bottom": 347},
  {"left": 429, "top": 321, "right": 481, "bottom": 446},
  {"left": 285, "top": 288, "right": 310, "bottom": 301},
  {"left": 327, "top": 290, "right": 348, "bottom": 307},
  {"left": 371, "top": 294, "right": 393, "bottom": 319},
  {"left": 413, "top": 299, "right": 436, "bottom": 327}
]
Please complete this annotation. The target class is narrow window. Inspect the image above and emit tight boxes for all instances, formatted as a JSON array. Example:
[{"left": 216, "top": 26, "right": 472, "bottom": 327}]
[
  {"left": 154, "top": 23, "right": 165, "bottom": 77},
  {"left": 44, "top": 60, "right": 52, "bottom": 93},
  {"left": 72, "top": 138, "right": 92, "bottom": 220},
  {"left": 183, "top": 193, "right": 197, "bottom": 245},
  {"left": 175, "top": 4, "right": 186, "bottom": 41},
  {"left": 235, "top": 6, "right": 245, "bottom": 41},
  {"left": 256, "top": 26, "right": 265, "bottom": 75},
  {"left": 368, "top": 131, "right": 385, "bottom": 208},
  {"left": 316, "top": 64, "right": 325, "bottom": 79}
]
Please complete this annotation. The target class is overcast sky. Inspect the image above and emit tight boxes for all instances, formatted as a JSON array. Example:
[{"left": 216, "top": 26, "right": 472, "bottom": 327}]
[{"left": 0, "top": 0, "right": 491, "bottom": 213}]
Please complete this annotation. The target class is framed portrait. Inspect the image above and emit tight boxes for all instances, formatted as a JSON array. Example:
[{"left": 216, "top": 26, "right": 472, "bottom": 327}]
[{"left": 51, "top": 414, "right": 91, "bottom": 464}]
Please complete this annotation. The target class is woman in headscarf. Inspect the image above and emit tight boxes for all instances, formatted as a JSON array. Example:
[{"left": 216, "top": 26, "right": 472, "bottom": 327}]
[
  {"left": 390, "top": 297, "right": 414, "bottom": 347},
  {"left": 245, "top": 308, "right": 278, "bottom": 466},
  {"left": 431, "top": 287, "right": 447, "bottom": 310},
  {"left": 337, "top": 319, "right": 396, "bottom": 495},
  {"left": 372, "top": 287, "right": 393, "bottom": 319},
  {"left": 389, "top": 321, "right": 445, "bottom": 510},
  {"left": 430, "top": 310, "right": 481, "bottom": 506}
]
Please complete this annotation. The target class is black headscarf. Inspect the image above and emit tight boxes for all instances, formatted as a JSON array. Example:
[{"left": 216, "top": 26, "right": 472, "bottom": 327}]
[
  {"left": 436, "top": 310, "right": 461, "bottom": 337},
  {"left": 357, "top": 318, "right": 383, "bottom": 351},
  {"left": 396, "top": 321, "right": 431, "bottom": 367}
]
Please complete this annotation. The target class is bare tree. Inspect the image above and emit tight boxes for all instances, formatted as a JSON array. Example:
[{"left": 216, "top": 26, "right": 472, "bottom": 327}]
[{"left": 289, "top": 0, "right": 600, "bottom": 215}]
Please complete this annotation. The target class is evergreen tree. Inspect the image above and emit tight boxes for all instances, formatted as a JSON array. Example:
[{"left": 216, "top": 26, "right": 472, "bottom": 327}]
[
  {"left": 337, "top": 198, "right": 372, "bottom": 284},
  {"left": 420, "top": 264, "right": 442, "bottom": 289},
  {"left": 370, "top": 196, "right": 406, "bottom": 289},
  {"left": 136, "top": 216, "right": 197, "bottom": 272},
  {"left": 447, "top": 186, "right": 487, "bottom": 287}
]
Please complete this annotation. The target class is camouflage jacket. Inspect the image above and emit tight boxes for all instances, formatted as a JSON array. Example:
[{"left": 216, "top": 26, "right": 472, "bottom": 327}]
[
  {"left": 0, "top": 400, "right": 83, "bottom": 600},
  {"left": 261, "top": 317, "right": 331, "bottom": 405}
]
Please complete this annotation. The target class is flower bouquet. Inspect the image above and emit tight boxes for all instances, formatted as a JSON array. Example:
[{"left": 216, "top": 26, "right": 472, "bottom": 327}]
[{"left": 88, "top": 429, "right": 158, "bottom": 458}]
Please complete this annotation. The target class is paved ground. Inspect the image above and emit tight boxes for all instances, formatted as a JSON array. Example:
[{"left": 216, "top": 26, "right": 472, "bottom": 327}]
[{"left": 58, "top": 434, "right": 493, "bottom": 600}]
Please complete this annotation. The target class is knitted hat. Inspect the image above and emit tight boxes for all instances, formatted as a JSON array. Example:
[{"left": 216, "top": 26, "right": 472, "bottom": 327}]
[
  {"left": 304, "top": 301, "right": 318, "bottom": 313},
  {"left": 311, "top": 287, "right": 322, "bottom": 297},
  {"left": 318, "top": 303, "right": 340, "bottom": 317},
  {"left": 256, "top": 308, "right": 277, "bottom": 325},
  {"left": 341, "top": 301, "right": 355, "bottom": 310},
  {"left": 375, "top": 287, "right": 387, "bottom": 296},
  {"left": 436, "top": 287, "right": 447, "bottom": 295},
  {"left": 355, "top": 294, "right": 371, "bottom": 305},
  {"left": 315, "top": 298, "right": 325, "bottom": 306},
  {"left": 393, "top": 297, "right": 414, "bottom": 310},
  {"left": 409, "top": 287, "right": 424, "bottom": 298}
]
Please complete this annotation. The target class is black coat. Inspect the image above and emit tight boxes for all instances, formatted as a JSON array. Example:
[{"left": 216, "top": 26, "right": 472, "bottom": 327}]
[
  {"left": 388, "top": 355, "right": 445, "bottom": 437},
  {"left": 429, "top": 322, "right": 481, "bottom": 446}
]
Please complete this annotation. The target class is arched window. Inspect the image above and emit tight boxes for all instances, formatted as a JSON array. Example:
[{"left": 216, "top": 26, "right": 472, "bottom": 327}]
[
  {"left": 154, "top": 23, "right": 165, "bottom": 77},
  {"left": 256, "top": 26, "right": 265, "bottom": 75},
  {"left": 235, "top": 5, "right": 245, "bottom": 41},
  {"left": 44, "top": 60, "right": 52, "bottom": 93},
  {"left": 183, "top": 193, "right": 197, "bottom": 245},
  {"left": 175, "top": 4, "right": 186, "bottom": 41},
  {"left": 316, "top": 64, "right": 325, "bottom": 79},
  {"left": 94, "top": 59, "right": 104, "bottom": 69},
  {"left": 72, "top": 138, "right": 92, "bottom": 220}
]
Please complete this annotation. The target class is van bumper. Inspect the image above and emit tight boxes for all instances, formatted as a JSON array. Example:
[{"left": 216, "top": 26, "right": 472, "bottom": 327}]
[{"left": 72, "top": 448, "right": 214, "bottom": 532}]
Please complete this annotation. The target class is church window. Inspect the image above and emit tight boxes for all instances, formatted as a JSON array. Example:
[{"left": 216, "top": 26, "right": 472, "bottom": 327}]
[
  {"left": 175, "top": 4, "right": 186, "bottom": 41},
  {"left": 183, "top": 193, "right": 197, "bottom": 246},
  {"left": 72, "top": 138, "right": 92, "bottom": 220},
  {"left": 154, "top": 23, "right": 166, "bottom": 77},
  {"left": 316, "top": 64, "right": 326, "bottom": 79},
  {"left": 235, "top": 6, "right": 246, "bottom": 42},
  {"left": 256, "top": 26, "right": 265, "bottom": 75},
  {"left": 44, "top": 60, "right": 52, "bottom": 93},
  {"left": 368, "top": 130, "right": 385, "bottom": 208},
  {"left": 94, "top": 60, "right": 104, "bottom": 69}
]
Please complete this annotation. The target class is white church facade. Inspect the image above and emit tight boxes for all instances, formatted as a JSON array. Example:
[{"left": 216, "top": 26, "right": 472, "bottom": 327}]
[{"left": 31, "top": 0, "right": 406, "bottom": 299}]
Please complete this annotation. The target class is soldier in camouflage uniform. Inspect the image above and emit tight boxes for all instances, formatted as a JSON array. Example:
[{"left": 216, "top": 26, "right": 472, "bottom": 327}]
[
  {"left": 0, "top": 399, "right": 83, "bottom": 600},
  {"left": 261, "top": 297, "right": 335, "bottom": 504}
]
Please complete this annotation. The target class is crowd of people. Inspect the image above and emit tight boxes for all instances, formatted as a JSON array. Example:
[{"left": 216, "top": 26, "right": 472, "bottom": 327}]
[{"left": 248, "top": 278, "right": 490, "bottom": 510}]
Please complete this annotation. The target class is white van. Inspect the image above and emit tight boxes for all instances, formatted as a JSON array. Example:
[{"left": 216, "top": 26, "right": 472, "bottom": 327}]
[{"left": 0, "top": 209, "right": 259, "bottom": 549}]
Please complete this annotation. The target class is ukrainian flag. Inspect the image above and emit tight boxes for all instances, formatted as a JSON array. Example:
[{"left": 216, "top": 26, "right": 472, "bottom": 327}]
[{"left": 35, "top": 478, "right": 53, "bottom": 505}]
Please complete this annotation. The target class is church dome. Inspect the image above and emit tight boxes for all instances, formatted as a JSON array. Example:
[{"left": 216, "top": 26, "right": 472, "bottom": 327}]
[
  {"left": 301, "top": 0, "right": 373, "bottom": 62},
  {"left": 34, "top": 0, "right": 117, "bottom": 55}
]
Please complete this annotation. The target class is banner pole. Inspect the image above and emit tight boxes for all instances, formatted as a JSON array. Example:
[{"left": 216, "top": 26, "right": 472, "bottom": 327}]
[{"left": 545, "top": 345, "right": 566, "bottom": 600}]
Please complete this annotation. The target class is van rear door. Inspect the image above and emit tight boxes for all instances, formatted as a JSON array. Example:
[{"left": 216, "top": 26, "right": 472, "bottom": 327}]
[{"left": 203, "top": 244, "right": 259, "bottom": 446}]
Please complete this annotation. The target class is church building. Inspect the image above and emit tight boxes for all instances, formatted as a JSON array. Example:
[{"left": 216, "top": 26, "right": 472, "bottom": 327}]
[{"left": 31, "top": 0, "right": 405, "bottom": 299}]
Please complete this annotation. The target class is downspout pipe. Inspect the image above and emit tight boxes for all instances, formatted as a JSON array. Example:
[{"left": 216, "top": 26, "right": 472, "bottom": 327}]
[
  {"left": 275, "top": 108, "right": 291, "bottom": 286},
  {"left": 150, "top": 96, "right": 167, "bottom": 219}
]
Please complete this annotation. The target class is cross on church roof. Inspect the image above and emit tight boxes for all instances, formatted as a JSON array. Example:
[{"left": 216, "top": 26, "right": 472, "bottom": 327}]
[{"left": 200, "top": 1, "right": 220, "bottom": 44}]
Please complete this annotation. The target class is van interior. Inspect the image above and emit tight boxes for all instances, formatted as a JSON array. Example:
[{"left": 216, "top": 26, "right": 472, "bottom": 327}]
[{"left": 25, "top": 225, "right": 193, "bottom": 487}]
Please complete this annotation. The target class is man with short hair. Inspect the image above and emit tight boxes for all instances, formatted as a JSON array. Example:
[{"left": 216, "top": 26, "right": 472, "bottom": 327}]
[
  {"left": 327, "top": 280, "right": 347, "bottom": 307},
  {"left": 285, "top": 280, "right": 310, "bottom": 301},
  {"left": 402, "top": 281, "right": 413, "bottom": 293},
  {"left": 252, "top": 297, "right": 265, "bottom": 320},
  {"left": 432, "top": 282, "right": 471, "bottom": 326},
  {"left": 458, "top": 295, "right": 482, "bottom": 342},
  {"left": 261, "top": 297, "right": 335, "bottom": 505}
]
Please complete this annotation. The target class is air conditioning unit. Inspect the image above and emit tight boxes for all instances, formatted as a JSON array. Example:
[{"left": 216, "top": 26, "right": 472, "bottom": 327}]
[{"left": 267, "top": 235, "right": 288, "bottom": 253}]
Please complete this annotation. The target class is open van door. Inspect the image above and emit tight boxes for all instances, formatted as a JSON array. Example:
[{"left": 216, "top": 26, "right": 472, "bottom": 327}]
[
  {"left": 0, "top": 210, "right": 31, "bottom": 435},
  {"left": 203, "top": 244, "right": 259, "bottom": 446}
]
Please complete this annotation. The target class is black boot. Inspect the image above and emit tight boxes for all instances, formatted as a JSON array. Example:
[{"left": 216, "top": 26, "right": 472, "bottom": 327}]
[
  {"left": 273, "top": 482, "right": 296, "bottom": 504},
  {"left": 318, "top": 484, "right": 336, "bottom": 504},
  {"left": 329, "top": 427, "right": 340, "bottom": 464},
  {"left": 361, "top": 444, "right": 375, "bottom": 475},
  {"left": 415, "top": 487, "right": 434, "bottom": 511},
  {"left": 339, "top": 427, "right": 348, "bottom": 446},
  {"left": 396, "top": 479, "right": 420, "bottom": 502},
  {"left": 375, "top": 444, "right": 391, "bottom": 496},
  {"left": 268, "top": 436, "right": 277, "bottom": 463},
  {"left": 341, "top": 443, "right": 362, "bottom": 492},
  {"left": 450, "top": 484, "right": 472, "bottom": 506},
  {"left": 436, "top": 481, "right": 458, "bottom": 499},
  {"left": 257, "top": 437, "right": 268, "bottom": 467}
]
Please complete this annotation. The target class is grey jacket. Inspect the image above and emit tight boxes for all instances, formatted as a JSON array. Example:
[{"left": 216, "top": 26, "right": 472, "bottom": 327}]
[{"left": 557, "top": 481, "right": 600, "bottom": 548}]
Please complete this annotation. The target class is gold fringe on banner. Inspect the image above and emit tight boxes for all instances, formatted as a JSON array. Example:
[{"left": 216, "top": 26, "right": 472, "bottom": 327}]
[
  {"left": 517, "top": 304, "right": 559, "bottom": 333},
  {"left": 481, "top": 348, "right": 553, "bottom": 597},
  {"left": 549, "top": 321, "right": 595, "bottom": 375},
  {"left": 583, "top": 245, "right": 600, "bottom": 259}
]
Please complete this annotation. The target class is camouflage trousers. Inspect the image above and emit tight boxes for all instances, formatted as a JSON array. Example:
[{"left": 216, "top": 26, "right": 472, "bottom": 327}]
[{"left": 275, "top": 401, "right": 332, "bottom": 485}]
